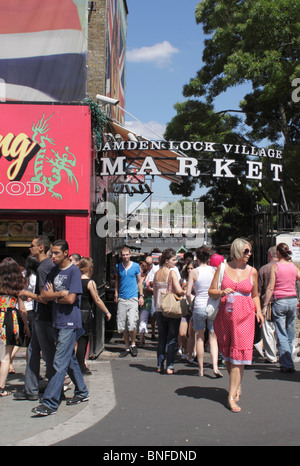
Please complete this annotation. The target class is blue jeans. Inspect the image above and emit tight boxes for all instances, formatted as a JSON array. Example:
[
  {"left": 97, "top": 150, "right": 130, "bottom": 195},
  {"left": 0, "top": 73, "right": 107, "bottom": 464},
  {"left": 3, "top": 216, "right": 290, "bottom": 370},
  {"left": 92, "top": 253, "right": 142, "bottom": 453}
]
[
  {"left": 42, "top": 328, "right": 89, "bottom": 410},
  {"left": 156, "top": 312, "right": 180, "bottom": 370},
  {"left": 272, "top": 298, "right": 297, "bottom": 369},
  {"left": 25, "top": 319, "right": 56, "bottom": 395}
]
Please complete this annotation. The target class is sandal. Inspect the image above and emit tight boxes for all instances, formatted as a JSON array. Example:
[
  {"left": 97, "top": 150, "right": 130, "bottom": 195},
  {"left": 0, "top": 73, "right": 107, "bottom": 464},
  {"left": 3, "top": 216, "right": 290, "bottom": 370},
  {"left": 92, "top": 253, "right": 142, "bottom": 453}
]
[
  {"left": 156, "top": 367, "right": 164, "bottom": 374},
  {"left": 213, "top": 366, "right": 223, "bottom": 378},
  {"left": 166, "top": 368, "right": 177, "bottom": 375},
  {"left": 227, "top": 396, "right": 241, "bottom": 413},
  {"left": 0, "top": 387, "right": 12, "bottom": 397},
  {"left": 235, "top": 385, "right": 242, "bottom": 402},
  {"left": 63, "top": 380, "right": 73, "bottom": 392}
]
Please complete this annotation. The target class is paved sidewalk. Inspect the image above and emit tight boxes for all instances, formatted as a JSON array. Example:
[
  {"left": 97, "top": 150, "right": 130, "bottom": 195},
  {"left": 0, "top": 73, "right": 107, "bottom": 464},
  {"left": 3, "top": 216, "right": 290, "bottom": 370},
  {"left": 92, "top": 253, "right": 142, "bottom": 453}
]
[
  {"left": 2, "top": 329, "right": 300, "bottom": 446},
  {"left": 1, "top": 335, "right": 156, "bottom": 446},
  {"left": 1, "top": 351, "right": 116, "bottom": 446}
]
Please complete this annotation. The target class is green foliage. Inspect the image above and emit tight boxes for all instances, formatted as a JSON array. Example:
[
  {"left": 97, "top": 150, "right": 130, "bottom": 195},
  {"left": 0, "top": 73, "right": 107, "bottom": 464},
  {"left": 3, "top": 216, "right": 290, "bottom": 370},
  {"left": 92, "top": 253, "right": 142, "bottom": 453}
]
[
  {"left": 164, "top": 0, "right": 300, "bottom": 245},
  {"left": 190, "top": 0, "right": 300, "bottom": 145},
  {"left": 84, "top": 97, "right": 107, "bottom": 149}
]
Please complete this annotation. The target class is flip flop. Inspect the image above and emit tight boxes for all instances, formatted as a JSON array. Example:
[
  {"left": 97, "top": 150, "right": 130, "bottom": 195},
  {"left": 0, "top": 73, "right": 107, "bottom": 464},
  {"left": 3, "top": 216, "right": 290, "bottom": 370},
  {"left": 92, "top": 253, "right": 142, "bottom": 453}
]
[{"left": 0, "top": 388, "right": 12, "bottom": 397}]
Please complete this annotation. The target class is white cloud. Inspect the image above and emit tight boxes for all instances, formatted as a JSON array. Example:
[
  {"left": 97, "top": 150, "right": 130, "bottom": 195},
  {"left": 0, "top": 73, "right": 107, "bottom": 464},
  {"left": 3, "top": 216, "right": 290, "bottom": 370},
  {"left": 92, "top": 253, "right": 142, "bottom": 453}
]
[
  {"left": 127, "top": 41, "right": 179, "bottom": 67},
  {"left": 125, "top": 120, "right": 166, "bottom": 140}
]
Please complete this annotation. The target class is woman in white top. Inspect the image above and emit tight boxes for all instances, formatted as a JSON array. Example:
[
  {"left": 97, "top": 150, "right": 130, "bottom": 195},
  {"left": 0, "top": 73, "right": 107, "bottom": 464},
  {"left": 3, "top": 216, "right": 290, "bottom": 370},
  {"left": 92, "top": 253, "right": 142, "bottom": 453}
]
[{"left": 187, "top": 246, "right": 223, "bottom": 378}]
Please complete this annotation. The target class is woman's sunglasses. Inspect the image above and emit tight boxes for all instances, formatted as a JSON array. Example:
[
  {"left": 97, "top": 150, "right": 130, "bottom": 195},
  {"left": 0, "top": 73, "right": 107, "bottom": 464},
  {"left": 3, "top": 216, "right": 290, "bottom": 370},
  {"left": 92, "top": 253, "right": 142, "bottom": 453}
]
[{"left": 243, "top": 248, "right": 252, "bottom": 255}]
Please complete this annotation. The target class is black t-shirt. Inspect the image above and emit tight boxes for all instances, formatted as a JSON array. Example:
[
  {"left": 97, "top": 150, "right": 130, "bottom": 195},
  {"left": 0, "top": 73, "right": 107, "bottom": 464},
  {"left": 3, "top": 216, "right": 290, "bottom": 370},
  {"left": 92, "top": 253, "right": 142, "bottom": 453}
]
[
  {"left": 35, "top": 257, "right": 55, "bottom": 322},
  {"left": 80, "top": 278, "right": 93, "bottom": 311}
]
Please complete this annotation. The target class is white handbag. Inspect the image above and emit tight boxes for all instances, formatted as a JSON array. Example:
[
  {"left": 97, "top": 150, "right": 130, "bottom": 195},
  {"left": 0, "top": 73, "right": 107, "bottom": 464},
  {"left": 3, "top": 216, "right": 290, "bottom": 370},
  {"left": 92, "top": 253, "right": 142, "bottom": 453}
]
[{"left": 206, "top": 262, "right": 225, "bottom": 320}]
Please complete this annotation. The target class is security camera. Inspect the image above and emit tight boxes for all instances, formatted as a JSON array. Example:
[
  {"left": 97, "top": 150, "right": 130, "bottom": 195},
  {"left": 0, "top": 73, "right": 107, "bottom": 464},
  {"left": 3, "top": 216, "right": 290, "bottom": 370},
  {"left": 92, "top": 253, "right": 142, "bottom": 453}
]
[{"left": 96, "top": 94, "right": 120, "bottom": 106}]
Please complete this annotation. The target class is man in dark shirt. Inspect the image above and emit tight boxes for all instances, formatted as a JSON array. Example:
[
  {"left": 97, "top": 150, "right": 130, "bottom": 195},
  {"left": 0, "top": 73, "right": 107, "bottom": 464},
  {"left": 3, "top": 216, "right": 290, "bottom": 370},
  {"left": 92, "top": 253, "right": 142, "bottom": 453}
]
[
  {"left": 32, "top": 239, "right": 89, "bottom": 416},
  {"left": 14, "top": 235, "right": 56, "bottom": 401}
]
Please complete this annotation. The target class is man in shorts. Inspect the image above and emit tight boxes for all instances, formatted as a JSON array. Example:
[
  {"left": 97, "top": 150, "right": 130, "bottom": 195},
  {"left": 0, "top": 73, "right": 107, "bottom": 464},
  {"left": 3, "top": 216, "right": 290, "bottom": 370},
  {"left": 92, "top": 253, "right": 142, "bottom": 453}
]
[{"left": 114, "top": 247, "right": 144, "bottom": 357}]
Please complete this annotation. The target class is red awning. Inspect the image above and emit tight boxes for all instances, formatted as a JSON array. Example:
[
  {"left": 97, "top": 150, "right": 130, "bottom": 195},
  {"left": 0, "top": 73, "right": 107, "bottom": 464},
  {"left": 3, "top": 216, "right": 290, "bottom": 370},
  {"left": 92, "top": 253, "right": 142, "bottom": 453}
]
[{"left": 108, "top": 120, "right": 184, "bottom": 184}]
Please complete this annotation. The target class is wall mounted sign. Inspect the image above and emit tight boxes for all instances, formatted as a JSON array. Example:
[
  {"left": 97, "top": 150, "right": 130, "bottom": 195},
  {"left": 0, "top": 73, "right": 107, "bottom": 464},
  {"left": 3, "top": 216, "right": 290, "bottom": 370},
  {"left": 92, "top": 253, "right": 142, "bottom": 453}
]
[{"left": 0, "top": 103, "right": 91, "bottom": 211}]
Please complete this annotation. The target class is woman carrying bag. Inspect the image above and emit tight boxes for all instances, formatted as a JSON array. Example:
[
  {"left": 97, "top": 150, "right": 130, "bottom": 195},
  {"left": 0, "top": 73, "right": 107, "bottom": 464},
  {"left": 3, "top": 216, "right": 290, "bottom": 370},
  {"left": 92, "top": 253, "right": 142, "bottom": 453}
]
[
  {"left": 186, "top": 246, "right": 222, "bottom": 378},
  {"left": 0, "top": 258, "right": 30, "bottom": 397},
  {"left": 153, "top": 249, "right": 184, "bottom": 374},
  {"left": 263, "top": 243, "right": 300, "bottom": 373}
]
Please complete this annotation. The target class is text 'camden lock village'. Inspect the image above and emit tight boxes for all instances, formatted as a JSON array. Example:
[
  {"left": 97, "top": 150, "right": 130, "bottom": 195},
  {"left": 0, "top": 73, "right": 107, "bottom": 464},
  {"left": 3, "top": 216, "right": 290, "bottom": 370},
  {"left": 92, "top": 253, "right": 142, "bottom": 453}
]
[
  {"left": 99, "top": 139, "right": 283, "bottom": 182},
  {"left": 0, "top": 131, "right": 284, "bottom": 197}
]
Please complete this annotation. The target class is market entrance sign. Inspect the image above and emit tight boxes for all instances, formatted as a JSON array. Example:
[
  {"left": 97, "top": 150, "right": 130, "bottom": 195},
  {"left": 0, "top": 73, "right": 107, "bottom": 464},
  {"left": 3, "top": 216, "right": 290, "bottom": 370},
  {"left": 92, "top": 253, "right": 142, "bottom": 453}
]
[{"left": 100, "top": 140, "right": 283, "bottom": 182}]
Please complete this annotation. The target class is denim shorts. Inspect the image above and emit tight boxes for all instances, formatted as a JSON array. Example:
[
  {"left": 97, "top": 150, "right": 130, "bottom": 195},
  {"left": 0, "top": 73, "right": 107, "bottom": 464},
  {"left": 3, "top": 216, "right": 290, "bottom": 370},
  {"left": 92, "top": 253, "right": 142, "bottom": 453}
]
[{"left": 193, "top": 307, "right": 214, "bottom": 332}]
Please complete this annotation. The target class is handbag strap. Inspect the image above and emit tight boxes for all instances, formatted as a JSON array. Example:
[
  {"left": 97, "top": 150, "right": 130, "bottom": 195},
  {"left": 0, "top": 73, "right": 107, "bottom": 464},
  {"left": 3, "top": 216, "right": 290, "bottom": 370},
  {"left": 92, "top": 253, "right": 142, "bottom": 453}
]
[
  {"left": 217, "top": 262, "right": 225, "bottom": 290},
  {"left": 166, "top": 269, "right": 173, "bottom": 292}
]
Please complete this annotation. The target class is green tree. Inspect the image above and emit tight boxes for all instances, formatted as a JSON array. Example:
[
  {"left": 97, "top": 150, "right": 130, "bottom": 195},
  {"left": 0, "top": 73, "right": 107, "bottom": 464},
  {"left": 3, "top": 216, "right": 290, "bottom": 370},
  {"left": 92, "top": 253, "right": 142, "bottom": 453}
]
[
  {"left": 165, "top": 100, "right": 263, "bottom": 245},
  {"left": 165, "top": 0, "right": 300, "bottom": 244},
  {"left": 185, "top": 0, "right": 300, "bottom": 203}
]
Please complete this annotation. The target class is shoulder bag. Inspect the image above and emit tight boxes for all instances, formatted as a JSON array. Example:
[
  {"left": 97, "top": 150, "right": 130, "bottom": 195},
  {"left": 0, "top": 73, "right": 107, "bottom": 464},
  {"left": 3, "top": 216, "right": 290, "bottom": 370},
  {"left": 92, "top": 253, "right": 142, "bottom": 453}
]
[
  {"left": 266, "top": 302, "right": 273, "bottom": 322},
  {"left": 206, "top": 262, "right": 225, "bottom": 320},
  {"left": 161, "top": 271, "right": 188, "bottom": 319}
]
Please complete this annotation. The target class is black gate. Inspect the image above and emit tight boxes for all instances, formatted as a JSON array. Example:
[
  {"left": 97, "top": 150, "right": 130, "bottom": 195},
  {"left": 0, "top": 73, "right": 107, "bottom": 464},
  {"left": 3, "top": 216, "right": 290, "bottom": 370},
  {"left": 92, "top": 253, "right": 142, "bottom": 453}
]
[{"left": 252, "top": 203, "right": 300, "bottom": 269}]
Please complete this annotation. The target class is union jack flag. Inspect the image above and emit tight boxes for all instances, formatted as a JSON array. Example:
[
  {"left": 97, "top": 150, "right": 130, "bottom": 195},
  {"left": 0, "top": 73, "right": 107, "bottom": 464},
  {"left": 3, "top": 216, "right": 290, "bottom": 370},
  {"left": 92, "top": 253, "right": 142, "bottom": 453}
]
[{"left": 0, "top": 0, "right": 87, "bottom": 102}]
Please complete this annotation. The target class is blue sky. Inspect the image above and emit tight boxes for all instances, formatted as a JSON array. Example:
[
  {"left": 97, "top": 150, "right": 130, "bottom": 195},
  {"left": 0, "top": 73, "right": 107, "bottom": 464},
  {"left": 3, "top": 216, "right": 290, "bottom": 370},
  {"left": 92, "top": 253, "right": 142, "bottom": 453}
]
[{"left": 123, "top": 0, "right": 250, "bottom": 208}]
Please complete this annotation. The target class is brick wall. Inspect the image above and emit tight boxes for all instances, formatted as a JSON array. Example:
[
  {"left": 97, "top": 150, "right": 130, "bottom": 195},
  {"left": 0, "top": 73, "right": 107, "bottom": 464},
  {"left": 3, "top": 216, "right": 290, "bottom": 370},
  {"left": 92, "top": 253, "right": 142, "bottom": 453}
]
[{"left": 87, "top": 0, "right": 107, "bottom": 100}]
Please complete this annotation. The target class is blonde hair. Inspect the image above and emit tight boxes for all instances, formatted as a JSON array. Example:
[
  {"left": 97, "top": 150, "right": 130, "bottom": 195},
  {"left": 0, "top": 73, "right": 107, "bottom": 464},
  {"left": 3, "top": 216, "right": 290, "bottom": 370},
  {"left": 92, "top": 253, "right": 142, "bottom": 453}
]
[
  {"left": 78, "top": 257, "right": 93, "bottom": 275},
  {"left": 230, "top": 238, "right": 251, "bottom": 260}
]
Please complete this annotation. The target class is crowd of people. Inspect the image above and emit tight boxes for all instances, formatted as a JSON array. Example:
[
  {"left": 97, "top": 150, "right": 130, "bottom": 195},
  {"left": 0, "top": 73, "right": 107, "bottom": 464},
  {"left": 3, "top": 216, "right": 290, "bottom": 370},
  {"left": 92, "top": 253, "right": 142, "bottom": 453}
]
[
  {"left": 114, "top": 240, "right": 300, "bottom": 413},
  {"left": 0, "top": 235, "right": 299, "bottom": 416},
  {"left": 0, "top": 236, "right": 110, "bottom": 416}
]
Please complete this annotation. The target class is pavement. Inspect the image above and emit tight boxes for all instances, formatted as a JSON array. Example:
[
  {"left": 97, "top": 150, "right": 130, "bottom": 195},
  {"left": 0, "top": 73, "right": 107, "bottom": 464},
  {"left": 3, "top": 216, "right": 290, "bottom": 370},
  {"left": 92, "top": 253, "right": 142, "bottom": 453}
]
[
  {"left": 0, "top": 334, "right": 157, "bottom": 447},
  {"left": 2, "top": 329, "right": 300, "bottom": 447}
]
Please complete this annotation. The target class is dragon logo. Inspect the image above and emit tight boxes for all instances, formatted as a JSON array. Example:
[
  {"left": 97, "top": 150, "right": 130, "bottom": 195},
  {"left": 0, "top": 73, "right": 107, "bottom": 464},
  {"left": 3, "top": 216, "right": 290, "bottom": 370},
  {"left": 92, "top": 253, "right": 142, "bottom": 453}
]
[{"left": 30, "top": 113, "right": 79, "bottom": 200}]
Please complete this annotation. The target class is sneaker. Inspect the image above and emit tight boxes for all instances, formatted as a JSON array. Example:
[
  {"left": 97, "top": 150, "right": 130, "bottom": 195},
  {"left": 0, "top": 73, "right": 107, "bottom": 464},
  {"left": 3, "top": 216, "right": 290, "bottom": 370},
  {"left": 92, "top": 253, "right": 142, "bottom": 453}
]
[
  {"left": 130, "top": 346, "right": 138, "bottom": 357},
  {"left": 66, "top": 394, "right": 90, "bottom": 406},
  {"left": 14, "top": 391, "right": 39, "bottom": 401},
  {"left": 119, "top": 349, "right": 131, "bottom": 358},
  {"left": 32, "top": 404, "right": 57, "bottom": 416}
]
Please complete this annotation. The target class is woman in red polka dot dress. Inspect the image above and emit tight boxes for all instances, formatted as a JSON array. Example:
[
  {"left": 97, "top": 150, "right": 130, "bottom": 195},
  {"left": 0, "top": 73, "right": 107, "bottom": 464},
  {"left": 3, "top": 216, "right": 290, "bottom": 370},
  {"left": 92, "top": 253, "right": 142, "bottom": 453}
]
[{"left": 209, "top": 238, "right": 264, "bottom": 413}]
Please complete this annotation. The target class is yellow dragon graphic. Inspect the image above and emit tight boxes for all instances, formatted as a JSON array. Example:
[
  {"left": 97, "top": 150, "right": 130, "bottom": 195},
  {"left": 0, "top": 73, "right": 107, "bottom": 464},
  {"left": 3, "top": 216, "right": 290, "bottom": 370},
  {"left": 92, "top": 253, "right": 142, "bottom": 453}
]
[{"left": 31, "top": 113, "right": 79, "bottom": 200}]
